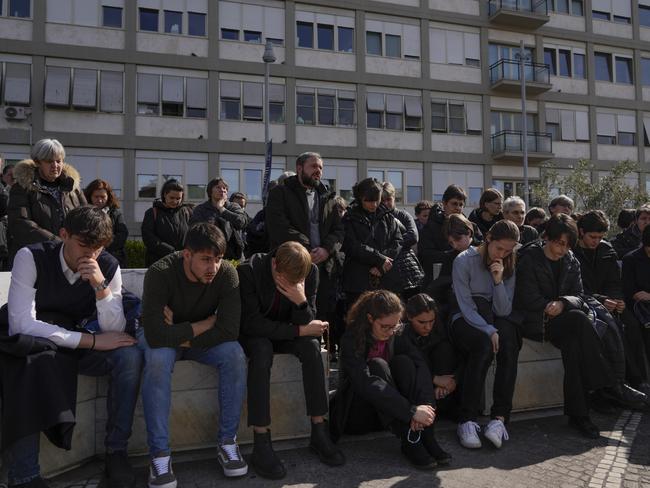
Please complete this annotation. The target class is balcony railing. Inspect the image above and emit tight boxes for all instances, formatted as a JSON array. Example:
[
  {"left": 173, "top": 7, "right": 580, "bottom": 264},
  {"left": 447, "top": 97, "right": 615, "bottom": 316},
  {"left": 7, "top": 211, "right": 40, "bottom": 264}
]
[
  {"left": 491, "top": 130, "right": 552, "bottom": 155},
  {"left": 488, "top": 0, "right": 549, "bottom": 16},
  {"left": 489, "top": 59, "right": 550, "bottom": 85}
]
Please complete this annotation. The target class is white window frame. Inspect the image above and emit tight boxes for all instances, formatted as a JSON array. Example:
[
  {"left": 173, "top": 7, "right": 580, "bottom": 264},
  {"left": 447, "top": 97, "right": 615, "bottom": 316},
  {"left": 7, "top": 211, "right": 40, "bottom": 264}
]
[
  {"left": 367, "top": 166, "right": 423, "bottom": 205},
  {"left": 218, "top": 79, "right": 285, "bottom": 124},
  {"left": 365, "top": 18, "right": 420, "bottom": 60},
  {"left": 137, "top": 72, "right": 208, "bottom": 118},
  {"left": 2, "top": 61, "right": 31, "bottom": 106},
  {"left": 295, "top": 10, "right": 355, "bottom": 53},
  {"left": 218, "top": 1, "right": 285, "bottom": 45},
  {"left": 431, "top": 98, "right": 482, "bottom": 135},
  {"left": 295, "top": 86, "right": 356, "bottom": 128},
  {"left": 432, "top": 163, "right": 484, "bottom": 207},
  {"left": 135, "top": 151, "right": 208, "bottom": 202},
  {"left": 366, "top": 92, "right": 422, "bottom": 132},
  {"left": 136, "top": 0, "right": 208, "bottom": 37},
  {"left": 219, "top": 155, "right": 286, "bottom": 203},
  {"left": 429, "top": 27, "right": 480, "bottom": 68}
]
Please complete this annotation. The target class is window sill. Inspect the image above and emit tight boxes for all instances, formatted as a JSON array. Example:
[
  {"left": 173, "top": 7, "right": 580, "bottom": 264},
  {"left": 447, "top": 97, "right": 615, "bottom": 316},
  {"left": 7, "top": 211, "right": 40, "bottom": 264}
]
[{"left": 296, "top": 47, "right": 354, "bottom": 55}]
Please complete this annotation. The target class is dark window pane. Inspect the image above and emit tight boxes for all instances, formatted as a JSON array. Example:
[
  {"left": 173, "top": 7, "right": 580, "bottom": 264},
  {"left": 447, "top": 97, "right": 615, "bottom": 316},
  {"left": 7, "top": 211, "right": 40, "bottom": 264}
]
[
  {"left": 243, "top": 106, "right": 262, "bottom": 120},
  {"left": 138, "top": 174, "right": 158, "bottom": 198},
  {"left": 544, "top": 48, "right": 556, "bottom": 76},
  {"left": 449, "top": 104, "right": 465, "bottom": 134},
  {"left": 220, "top": 99, "right": 240, "bottom": 120},
  {"left": 385, "top": 34, "right": 401, "bottom": 58},
  {"left": 556, "top": 0, "right": 569, "bottom": 13},
  {"left": 317, "top": 24, "right": 334, "bottom": 50},
  {"left": 613, "top": 15, "right": 630, "bottom": 24},
  {"left": 338, "top": 98, "right": 355, "bottom": 126},
  {"left": 367, "top": 111, "right": 382, "bottom": 128},
  {"left": 405, "top": 116, "right": 421, "bottom": 131},
  {"left": 386, "top": 113, "right": 403, "bottom": 130},
  {"left": 547, "top": 123, "right": 560, "bottom": 141},
  {"left": 595, "top": 52, "right": 612, "bottom": 82},
  {"left": 140, "top": 8, "right": 158, "bottom": 32},
  {"left": 574, "top": 53, "right": 585, "bottom": 78},
  {"left": 270, "top": 102, "right": 284, "bottom": 123},
  {"left": 571, "top": 0, "right": 583, "bottom": 16},
  {"left": 338, "top": 27, "right": 354, "bottom": 53},
  {"left": 616, "top": 57, "right": 632, "bottom": 84},
  {"left": 592, "top": 10, "right": 610, "bottom": 21},
  {"left": 186, "top": 108, "right": 206, "bottom": 118},
  {"left": 366, "top": 31, "right": 382, "bottom": 55},
  {"left": 138, "top": 103, "right": 159, "bottom": 115},
  {"left": 244, "top": 31, "right": 262, "bottom": 43},
  {"left": 642, "top": 58, "right": 650, "bottom": 86},
  {"left": 431, "top": 102, "right": 447, "bottom": 131},
  {"left": 407, "top": 186, "right": 422, "bottom": 203},
  {"left": 597, "top": 135, "right": 615, "bottom": 144},
  {"left": 9, "top": 0, "right": 29, "bottom": 17},
  {"left": 559, "top": 49, "right": 571, "bottom": 77},
  {"left": 618, "top": 132, "right": 635, "bottom": 146},
  {"left": 641, "top": 6, "right": 650, "bottom": 27},
  {"left": 102, "top": 6, "right": 122, "bottom": 28},
  {"left": 221, "top": 28, "right": 239, "bottom": 40},
  {"left": 318, "top": 94, "right": 335, "bottom": 125},
  {"left": 297, "top": 22, "right": 313, "bottom": 48},
  {"left": 297, "top": 93, "right": 315, "bottom": 124},
  {"left": 188, "top": 12, "right": 206, "bottom": 36},
  {"left": 162, "top": 102, "right": 183, "bottom": 116},
  {"left": 164, "top": 10, "right": 182, "bottom": 34},
  {"left": 267, "top": 38, "right": 283, "bottom": 46}
]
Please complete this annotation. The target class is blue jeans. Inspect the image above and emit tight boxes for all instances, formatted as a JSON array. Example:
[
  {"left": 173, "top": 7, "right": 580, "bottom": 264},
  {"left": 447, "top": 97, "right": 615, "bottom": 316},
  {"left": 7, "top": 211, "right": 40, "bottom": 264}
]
[
  {"left": 136, "top": 328, "right": 247, "bottom": 457},
  {"left": 7, "top": 345, "right": 142, "bottom": 485}
]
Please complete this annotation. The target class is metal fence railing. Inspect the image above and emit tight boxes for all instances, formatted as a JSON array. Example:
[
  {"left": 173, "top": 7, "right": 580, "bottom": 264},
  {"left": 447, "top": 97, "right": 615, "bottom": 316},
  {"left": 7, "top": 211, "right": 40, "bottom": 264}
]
[
  {"left": 491, "top": 130, "right": 552, "bottom": 154},
  {"left": 489, "top": 59, "right": 551, "bottom": 85},
  {"left": 488, "top": 0, "right": 549, "bottom": 16}
]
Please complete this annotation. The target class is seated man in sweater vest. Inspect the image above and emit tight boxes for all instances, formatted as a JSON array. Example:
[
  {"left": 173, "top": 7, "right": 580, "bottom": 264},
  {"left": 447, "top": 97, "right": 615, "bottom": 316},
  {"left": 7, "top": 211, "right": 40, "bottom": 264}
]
[
  {"left": 238, "top": 241, "right": 345, "bottom": 480},
  {"left": 138, "top": 222, "right": 247, "bottom": 488},
  {"left": 3, "top": 206, "right": 142, "bottom": 488}
]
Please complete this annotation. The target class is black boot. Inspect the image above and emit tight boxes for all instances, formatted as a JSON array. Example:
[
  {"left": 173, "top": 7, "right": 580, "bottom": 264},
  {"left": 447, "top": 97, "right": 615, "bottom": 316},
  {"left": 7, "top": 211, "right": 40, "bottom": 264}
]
[
  {"left": 568, "top": 416, "right": 600, "bottom": 439},
  {"left": 400, "top": 428, "right": 437, "bottom": 470},
  {"left": 251, "top": 430, "right": 286, "bottom": 480},
  {"left": 421, "top": 426, "right": 452, "bottom": 465},
  {"left": 105, "top": 451, "right": 136, "bottom": 488},
  {"left": 600, "top": 382, "right": 649, "bottom": 410},
  {"left": 309, "top": 421, "right": 346, "bottom": 466},
  {"left": 9, "top": 477, "right": 50, "bottom": 488}
]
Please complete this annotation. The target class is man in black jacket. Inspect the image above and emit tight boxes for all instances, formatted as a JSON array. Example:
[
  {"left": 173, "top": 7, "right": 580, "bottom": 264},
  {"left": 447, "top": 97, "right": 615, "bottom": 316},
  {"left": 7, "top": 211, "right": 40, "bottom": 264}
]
[
  {"left": 622, "top": 225, "right": 650, "bottom": 355},
  {"left": 612, "top": 205, "right": 650, "bottom": 259},
  {"left": 238, "top": 241, "right": 345, "bottom": 480},
  {"left": 265, "top": 153, "right": 344, "bottom": 321}
]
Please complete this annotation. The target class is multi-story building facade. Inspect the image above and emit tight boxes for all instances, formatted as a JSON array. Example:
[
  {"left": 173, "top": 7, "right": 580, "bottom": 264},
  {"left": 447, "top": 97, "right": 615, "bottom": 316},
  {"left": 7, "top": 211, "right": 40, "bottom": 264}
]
[{"left": 1, "top": 0, "right": 650, "bottom": 233}]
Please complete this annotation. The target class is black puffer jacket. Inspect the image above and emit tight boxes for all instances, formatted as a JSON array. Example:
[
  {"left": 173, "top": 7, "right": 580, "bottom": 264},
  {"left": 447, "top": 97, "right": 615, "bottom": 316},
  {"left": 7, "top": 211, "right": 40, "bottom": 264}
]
[
  {"left": 106, "top": 207, "right": 128, "bottom": 268},
  {"left": 384, "top": 208, "right": 423, "bottom": 292},
  {"left": 468, "top": 208, "right": 502, "bottom": 236},
  {"left": 611, "top": 224, "right": 641, "bottom": 259},
  {"left": 513, "top": 241, "right": 584, "bottom": 341},
  {"left": 573, "top": 240, "right": 623, "bottom": 303},
  {"left": 190, "top": 200, "right": 247, "bottom": 260},
  {"left": 141, "top": 199, "right": 193, "bottom": 267},
  {"left": 342, "top": 202, "right": 402, "bottom": 294},
  {"left": 418, "top": 204, "right": 483, "bottom": 286},
  {"left": 8, "top": 160, "right": 86, "bottom": 264}
]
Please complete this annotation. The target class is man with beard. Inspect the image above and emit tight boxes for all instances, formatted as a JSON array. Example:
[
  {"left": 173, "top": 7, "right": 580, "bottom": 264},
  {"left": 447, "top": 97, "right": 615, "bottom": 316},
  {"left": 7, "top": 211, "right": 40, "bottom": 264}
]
[
  {"left": 138, "top": 222, "right": 248, "bottom": 487},
  {"left": 265, "top": 152, "right": 344, "bottom": 324}
]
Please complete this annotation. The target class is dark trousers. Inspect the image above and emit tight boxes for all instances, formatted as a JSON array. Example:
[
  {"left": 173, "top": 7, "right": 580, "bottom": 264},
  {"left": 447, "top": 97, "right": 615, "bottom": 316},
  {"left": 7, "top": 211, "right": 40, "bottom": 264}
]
[
  {"left": 618, "top": 308, "right": 650, "bottom": 385},
  {"left": 345, "top": 356, "right": 424, "bottom": 435},
  {"left": 241, "top": 336, "right": 328, "bottom": 427},
  {"left": 424, "top": 338, "right": 460, "bottom": 420},
  {"left": 451, "top": 317, "right": 520, "bottom": 423},
  {"left": 545, "top": 309, "right": 615, "bottom": 417}
]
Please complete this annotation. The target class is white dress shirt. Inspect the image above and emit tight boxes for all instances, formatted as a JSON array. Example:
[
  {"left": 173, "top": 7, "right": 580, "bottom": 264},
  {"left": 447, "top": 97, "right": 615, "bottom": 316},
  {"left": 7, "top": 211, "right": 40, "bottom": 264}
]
[{"left": 8, "top": 245, "right": 126, "bottom": 348}]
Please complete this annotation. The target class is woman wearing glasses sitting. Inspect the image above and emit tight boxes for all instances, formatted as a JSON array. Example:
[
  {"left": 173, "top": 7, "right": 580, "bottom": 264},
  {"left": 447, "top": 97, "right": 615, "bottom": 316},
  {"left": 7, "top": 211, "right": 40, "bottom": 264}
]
[
  {"left": 331, "top": 289, "right": 450, "bottom": 470},
  {"left": 450, "top": 219, "right": 520, "bottom": 450}
]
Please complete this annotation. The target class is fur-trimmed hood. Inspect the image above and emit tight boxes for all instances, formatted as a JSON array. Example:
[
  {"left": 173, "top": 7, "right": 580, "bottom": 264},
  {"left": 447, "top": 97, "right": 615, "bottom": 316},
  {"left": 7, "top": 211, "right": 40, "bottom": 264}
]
[{"left": 14, "top": 159, "right": 81, "bottom": 193}]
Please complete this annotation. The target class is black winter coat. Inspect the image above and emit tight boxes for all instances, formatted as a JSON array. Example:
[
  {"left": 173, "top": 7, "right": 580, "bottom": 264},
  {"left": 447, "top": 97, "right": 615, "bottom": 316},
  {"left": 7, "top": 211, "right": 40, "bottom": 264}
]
[
  {"left": 573, "top": 241, "right": 623, "bottom": 303},
  {"left": 265, "top": 176, "right": 344, "bottom": 261},
  {"left": 341, "top": 203, "right": 402, "bottom": 294},
  {"left": 611, "top": 225, "right": 641, "bottom": 260},
  {"left": 418, "top": 204, "right": 483, "bottom": 286},
  {"left": 141, "top": 199, "right": 193, "bottom": 267},
  {"left": 106, "top": 207, "right": 128, "bottom": 268},
  {"left": 384, "top": 208, "right": 423, "bottom": 292},
  {"left": 237, "top": 252, "right": 318, "bottom": 341},
  {"left": 622, "top": 247, "right": 650, "bottom": 308},
  {"left": 468, "top": 208, "right": 502, "bottom": 236},
  {"left": 513, "top": 241, "right": 584, "bottom": 341},
  {"left": 190, "top": 200, "right": 247, "bottom": 260}
]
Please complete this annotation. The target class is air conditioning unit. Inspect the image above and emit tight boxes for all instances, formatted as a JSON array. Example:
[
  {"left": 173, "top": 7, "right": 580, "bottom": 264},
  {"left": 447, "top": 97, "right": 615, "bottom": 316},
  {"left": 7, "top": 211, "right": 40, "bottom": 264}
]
[{"left": 4, "top": 106, "right": 28, "bottom": 121}]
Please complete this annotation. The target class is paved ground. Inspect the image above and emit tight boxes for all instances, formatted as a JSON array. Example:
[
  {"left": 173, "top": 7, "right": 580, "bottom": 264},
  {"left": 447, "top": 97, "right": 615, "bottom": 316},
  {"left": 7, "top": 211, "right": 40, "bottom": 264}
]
[{"left": 49, "top": 408, "right": 650, "bottom": 488}]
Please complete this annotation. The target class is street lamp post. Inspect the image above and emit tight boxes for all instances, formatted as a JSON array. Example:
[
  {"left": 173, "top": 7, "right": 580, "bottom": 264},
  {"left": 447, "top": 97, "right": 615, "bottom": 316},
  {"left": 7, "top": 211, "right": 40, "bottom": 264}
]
[
  {"left": 516, "top": 40, "right": 531, "bottom": 208},
  {"left": 262, "top": 41, "right": 276, "bottom": 202}
]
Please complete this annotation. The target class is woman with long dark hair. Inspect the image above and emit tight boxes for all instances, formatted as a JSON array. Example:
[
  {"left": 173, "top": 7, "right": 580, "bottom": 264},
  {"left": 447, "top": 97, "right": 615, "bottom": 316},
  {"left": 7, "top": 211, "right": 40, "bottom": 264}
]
[
  {"left": 451, "top": 220, "right": 520, "bottom": 450},
  {"left": 84, "top": 178, "right": 128, "bottom": 267},
  {"left": 332, "top": 290, "right": 450, "bottom": 469}
]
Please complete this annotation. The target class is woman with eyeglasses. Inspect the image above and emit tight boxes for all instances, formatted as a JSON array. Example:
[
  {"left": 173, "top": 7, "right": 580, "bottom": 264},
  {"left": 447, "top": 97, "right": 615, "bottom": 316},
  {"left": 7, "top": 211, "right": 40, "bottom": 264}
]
[
  {"left": 450, "top": 219, "right": 520, "bottom": 450},
  {"left": 502, "top": 196, "right": 539, "bottom": 246},
  {"left": 331, "top": 290, "right": 449, "bottom": 470},
  {"left": 468, "top": 188, "right": 504, "bottom": 237},
  {"left": 398, "top": 293, "right": 458, "bottom": 421}
]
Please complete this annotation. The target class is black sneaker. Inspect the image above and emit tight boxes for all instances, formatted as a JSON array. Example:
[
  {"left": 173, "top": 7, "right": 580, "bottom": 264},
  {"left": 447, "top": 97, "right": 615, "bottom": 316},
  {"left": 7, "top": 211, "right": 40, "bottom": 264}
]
[
  {"left": 105, "top": 451, "right": 136, "bottom": 488},
  {"left": 9, "top": 477, "right": 50, "bottom": 488},
  {"left": 148, "top": 456, "right": 177, "bottom": 488},
  {"left": 217, "top": 439, "right": 248, "bottom": 477},
  {"left": 251, "top": 431, "right": 287, "bottom": 480}
]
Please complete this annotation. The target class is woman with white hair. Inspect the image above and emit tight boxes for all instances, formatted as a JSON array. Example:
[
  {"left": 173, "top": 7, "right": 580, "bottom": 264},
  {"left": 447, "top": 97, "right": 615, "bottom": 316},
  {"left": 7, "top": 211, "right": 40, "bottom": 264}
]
[
  {"left": 502, "top": 196, "right": 539, "bottom": 246},
  {"left": 7, "top": 139, "right": 86, "bottom": 265}
]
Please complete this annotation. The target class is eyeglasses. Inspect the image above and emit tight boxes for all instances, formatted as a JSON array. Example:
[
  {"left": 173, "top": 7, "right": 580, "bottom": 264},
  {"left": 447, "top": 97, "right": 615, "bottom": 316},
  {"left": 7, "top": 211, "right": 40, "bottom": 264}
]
[{"left": 377, "top": 321, "right": 403, "bottom": 332}]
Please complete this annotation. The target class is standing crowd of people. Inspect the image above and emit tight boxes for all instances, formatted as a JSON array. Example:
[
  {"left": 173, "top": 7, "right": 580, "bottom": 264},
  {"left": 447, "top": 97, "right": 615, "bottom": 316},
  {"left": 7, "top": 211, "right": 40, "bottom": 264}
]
[{"left": 2, "top": 140, "right": 650, "bottom": 488}]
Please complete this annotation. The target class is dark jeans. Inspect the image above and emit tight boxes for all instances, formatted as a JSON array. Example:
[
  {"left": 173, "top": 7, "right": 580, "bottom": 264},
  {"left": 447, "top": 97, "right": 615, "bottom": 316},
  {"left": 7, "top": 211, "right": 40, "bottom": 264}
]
[
  {"left": 618, "top": 308, "right": 650, "bottom": 385},
  {"left": 545, "top": 309, "right": 615, "bottom": 417},
  {"left": 6, "top": 345, "right": 142, "bottom": 485},
  {"left": 451, "top": 317, "right": 520, "bottom": 423},
  {"left": 241, "top": 336, "right": 328, "bottom": 427},
  {"left": 345, "top": 356, "right": 425, "bottom": 436}
]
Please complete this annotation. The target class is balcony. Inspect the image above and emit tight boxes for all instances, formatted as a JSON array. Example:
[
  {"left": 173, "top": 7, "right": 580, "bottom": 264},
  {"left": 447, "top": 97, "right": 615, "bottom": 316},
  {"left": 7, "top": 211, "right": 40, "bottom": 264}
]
[
  {"left": 488, "top": 0, "right": 550, "bottom": 29},
  {"left": 491, "top": 130, "right": 553, "bottom": 163},
  {"left": 489, "top": 59, "right": 552, "bottom": 95}
]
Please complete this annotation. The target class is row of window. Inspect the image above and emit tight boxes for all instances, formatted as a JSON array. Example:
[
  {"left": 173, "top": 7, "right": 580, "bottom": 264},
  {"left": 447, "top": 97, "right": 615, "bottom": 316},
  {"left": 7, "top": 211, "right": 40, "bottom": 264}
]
[{"left": 0, "top": 0, "right": 29, "bottom": 18}]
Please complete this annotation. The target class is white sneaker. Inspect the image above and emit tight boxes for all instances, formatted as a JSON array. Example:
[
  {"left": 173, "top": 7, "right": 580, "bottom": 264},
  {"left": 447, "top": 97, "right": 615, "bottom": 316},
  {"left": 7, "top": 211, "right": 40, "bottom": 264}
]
[
  {"left": 148, "top": 455, "right": 177, "bottom": 488},
  {"left": 457, "top": 421, "right": 482, "bottom": 449},
  {"left": 484, "top": 419, "right": 509, "bottom": 449},
  {"left": 218, "top": 438, "right": 249, "bottom": 477}
]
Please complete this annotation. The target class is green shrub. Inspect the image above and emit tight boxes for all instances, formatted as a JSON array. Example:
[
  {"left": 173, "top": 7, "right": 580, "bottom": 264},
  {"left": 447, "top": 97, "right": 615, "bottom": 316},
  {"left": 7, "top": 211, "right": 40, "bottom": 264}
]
[{"left": 125, "top": 240, "right": 146, "bottom": 268}]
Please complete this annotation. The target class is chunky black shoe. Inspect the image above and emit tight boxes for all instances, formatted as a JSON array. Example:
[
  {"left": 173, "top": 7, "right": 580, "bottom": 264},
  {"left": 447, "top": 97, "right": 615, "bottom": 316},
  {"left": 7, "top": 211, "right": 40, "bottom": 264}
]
[
  {"left": 309, "top": 421, "right": 346, "bottom": 466},
  {"left": 589, "top": 391, "right": 619, "bottom": 415},
  {"left": 251, "top": 430, "right": 287, "bottom": 480},
  {"left": 568, "top": 416, "right": 600, "bottom": 439},
  {"left": 600, "top": 383, "right": 649, "bottom": 410},
  {"left": 421, "top": 426, "right": 452, "bottom": 465},
  {"left": 105, "top": 451, "right": 136, "bottom": 488},
  {"left": 400, "top": 429, "right": 437, "bottom": 470},
  {"left": 9, "top": 477, "right": 50, "bottom": 488}
]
